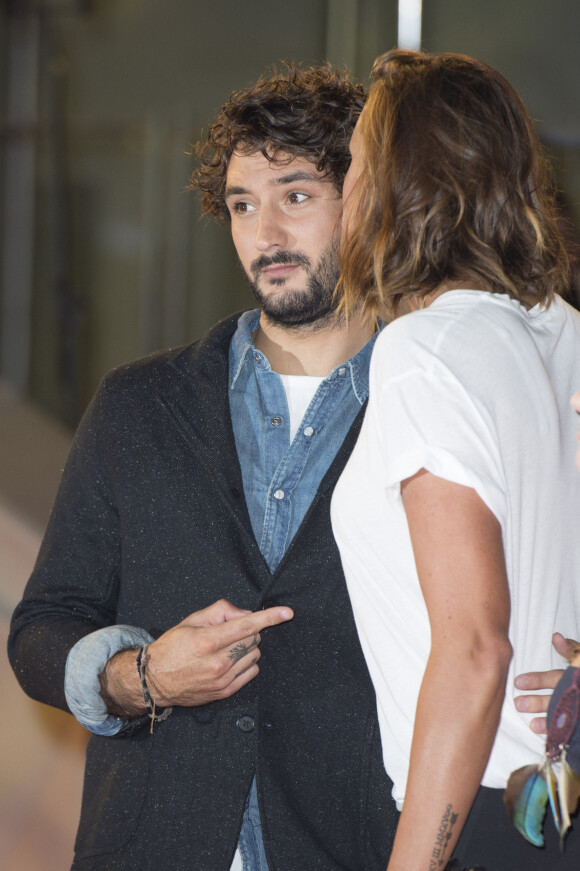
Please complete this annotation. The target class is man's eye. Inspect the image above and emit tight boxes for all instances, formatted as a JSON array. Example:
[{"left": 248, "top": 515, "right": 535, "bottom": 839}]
[
  {"left": 232, "top": 202, "right": 255, "bottom": 215},
  {"left": 287, "top": 192, "right": 309, "bottom": 205}
]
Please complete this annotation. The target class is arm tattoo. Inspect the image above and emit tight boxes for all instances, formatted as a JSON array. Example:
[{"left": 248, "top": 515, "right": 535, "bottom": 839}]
[
  {"left": 429, "top": 804, "right": 459, "bottom": 870},
  {"left": 228, "top": 634, "right": 258, "bottom": 664}
]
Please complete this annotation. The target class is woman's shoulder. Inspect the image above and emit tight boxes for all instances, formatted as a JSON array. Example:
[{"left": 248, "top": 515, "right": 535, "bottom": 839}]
[
  {"left": 374, "top": 292, "right": 472, "bottom": 358},
  {"left": 372, "top": 290, "right": 530, "bottom": 379},
  {"left": 372, "top": 311, "right": 443, "bottom": 383},
  {"left": 387, "top": 288, "right": 535, "bottom": 337}
]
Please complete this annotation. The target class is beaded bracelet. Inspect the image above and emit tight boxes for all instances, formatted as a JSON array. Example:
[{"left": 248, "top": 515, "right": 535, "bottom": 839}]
[{"left": 136, "top": 645, "right": 173, "bottom": 734}]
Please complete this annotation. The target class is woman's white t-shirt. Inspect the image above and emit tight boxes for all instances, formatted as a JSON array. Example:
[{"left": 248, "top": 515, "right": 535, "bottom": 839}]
[{"left": 331, "top": 290, "right": 580, "bottom": 808}]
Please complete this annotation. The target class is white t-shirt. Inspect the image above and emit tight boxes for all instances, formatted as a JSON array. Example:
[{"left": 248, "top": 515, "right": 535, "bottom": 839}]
[
  {"left": 279, "top": 373, "right": 324, "bottom": 441},
  {"left": 331, "top": 290, "right": 580, "bottom": 808}
]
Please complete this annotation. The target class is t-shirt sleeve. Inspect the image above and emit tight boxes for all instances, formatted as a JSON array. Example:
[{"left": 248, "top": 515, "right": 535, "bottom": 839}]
[{"left": 371, "top": 322, "right": 507, "bottom": 526}]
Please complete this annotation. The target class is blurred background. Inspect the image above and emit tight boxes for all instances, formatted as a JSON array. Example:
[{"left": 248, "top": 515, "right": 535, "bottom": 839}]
[{"left": 1, "top": 1, "right": 579, "bottom": 868}]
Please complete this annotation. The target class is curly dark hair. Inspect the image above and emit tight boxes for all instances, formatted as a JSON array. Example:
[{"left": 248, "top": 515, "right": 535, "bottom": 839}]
[
  {"left": 339, "top": 49, "right": 570, "bottom": 320},
  {"left": 190, "top": 61, "right": 366, "bottom": 223}
]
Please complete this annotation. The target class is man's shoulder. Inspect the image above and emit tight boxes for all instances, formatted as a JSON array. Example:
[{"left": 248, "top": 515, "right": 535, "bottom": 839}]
[{"left": 100, "top": 311, "right": 245, "bottom": 392}]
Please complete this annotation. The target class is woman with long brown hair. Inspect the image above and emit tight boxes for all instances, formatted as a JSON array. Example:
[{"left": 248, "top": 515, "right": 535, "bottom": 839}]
[{"left": 332, "top": 50, "right": 580, "bottom": 869}]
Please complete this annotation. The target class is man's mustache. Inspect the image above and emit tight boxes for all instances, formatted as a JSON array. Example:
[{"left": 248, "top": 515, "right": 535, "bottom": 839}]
[{"left": 251, "top": 251, "right": 311, "bottom": 278}]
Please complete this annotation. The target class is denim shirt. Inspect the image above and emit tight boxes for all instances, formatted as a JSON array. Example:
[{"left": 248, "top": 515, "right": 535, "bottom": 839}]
[
  {"left": 229, "top": 310, "right": 374, "bottom": 570},
  {"left": 64, "top": 310, "right": 376, "bottom": 735}
]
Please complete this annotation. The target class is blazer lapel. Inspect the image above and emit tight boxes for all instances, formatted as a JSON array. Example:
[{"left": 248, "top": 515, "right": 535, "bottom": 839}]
[{"left": 154, "top": 316, "right": 265, "bottom": 571}]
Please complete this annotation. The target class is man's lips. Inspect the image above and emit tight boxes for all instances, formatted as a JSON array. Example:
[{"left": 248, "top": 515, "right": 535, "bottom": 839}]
[{"left": 260, "top": 263, "right": 301, "bottom": 280}]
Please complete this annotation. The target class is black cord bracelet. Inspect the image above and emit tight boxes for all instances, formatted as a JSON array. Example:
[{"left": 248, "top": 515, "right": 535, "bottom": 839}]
[{"left": 136, "top": 645, "right": 173, "bottom": 734}]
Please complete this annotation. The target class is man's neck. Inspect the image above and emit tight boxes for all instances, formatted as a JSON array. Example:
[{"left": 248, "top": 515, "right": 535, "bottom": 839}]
[{"left": 253, "top": 312, "right": 375, "bottom": 376}]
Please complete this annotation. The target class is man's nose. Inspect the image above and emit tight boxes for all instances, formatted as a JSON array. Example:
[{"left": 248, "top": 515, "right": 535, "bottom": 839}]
[{"left": 255, "top": 206, "right": 291, "bottom": 251}]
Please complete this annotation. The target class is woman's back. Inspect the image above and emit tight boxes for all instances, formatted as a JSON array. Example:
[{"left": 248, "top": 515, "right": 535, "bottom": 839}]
[{"left": 332, "top": 289, "right": 580, "bottom": 806}]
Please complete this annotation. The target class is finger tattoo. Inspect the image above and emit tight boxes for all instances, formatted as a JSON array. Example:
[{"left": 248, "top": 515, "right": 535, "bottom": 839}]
[
  {"left": 228, "top": 634, "right": 258, "bottom": 664},
  {"left": 234, "top": 656, "right": 258, "bottom": 680}
]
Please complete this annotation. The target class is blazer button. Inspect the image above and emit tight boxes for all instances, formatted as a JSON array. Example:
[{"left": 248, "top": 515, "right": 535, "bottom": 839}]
[{"left": 236, "top": 716, "right": 255, "bottom": 732}]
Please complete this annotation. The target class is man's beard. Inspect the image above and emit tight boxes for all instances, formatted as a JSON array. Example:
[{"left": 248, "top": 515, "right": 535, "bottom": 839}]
[{"left": 244, "top": 241, "right": 342, "bottom": 329}]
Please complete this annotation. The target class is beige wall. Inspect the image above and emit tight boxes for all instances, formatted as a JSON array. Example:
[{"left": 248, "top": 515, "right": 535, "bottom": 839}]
[
  {"left": 0, "top": 503, "right": 88, "bottom": 871},
  {"left": 0, "top": 384, "right": 87, "bottom": 871}
]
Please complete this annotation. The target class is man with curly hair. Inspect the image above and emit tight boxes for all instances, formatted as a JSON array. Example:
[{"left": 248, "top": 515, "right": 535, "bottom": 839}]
[{"left": 9, "top": 62, "right": 398, "bottom": 871}]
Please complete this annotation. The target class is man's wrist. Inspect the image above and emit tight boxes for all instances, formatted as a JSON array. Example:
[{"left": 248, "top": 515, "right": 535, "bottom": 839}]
[{"left": 99, "top": 648, "right": 148, "bottom": 719}]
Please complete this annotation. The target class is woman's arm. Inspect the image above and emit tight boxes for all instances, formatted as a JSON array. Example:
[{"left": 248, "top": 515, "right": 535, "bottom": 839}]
[{"left": 387, "top": 469, "right": 513, "bottom": 871}]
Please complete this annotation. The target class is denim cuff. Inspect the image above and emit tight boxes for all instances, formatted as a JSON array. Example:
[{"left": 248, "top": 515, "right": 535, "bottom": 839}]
[{"left": 65, "top": 625, "right": 154, "bottom": 735}]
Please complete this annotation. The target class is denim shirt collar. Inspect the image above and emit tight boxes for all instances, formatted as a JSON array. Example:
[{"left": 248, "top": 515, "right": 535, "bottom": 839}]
[{"left": 230, "top": 309, "right": 378, "bottom": 403}]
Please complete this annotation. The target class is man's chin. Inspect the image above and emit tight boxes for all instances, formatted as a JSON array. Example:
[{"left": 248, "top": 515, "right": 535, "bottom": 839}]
[{"left": 259, "top": 297, "right": 340, "bottom": 329}]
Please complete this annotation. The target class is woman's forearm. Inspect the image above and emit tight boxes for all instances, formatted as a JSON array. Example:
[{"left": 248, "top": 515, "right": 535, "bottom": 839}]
[{"left": 386, "top": 636, "right": 511, "bottom": 870}]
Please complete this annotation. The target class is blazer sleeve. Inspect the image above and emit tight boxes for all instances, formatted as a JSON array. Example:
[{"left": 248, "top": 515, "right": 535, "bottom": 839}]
[{"left": 8, "top": 376, "right": 123, "bottom": 713}]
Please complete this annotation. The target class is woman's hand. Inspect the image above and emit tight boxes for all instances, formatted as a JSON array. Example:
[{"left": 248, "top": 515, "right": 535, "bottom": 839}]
[{"left": 513, "top": 633, "right": 579, "bottom": 732}]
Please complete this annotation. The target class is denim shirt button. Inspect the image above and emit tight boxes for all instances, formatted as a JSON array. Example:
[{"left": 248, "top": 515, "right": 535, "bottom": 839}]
[
  {"left": 303, "top": 426, "right": 314, "bottom": 437},
  {"left": 273, "top": 489, "right": 285, "bottom": 500},
  {"left": 236, "top": 716, "right": 255, "bottom": 732},
  {"left": 271, "top": 416, "right": 282, "bottom": 426}
]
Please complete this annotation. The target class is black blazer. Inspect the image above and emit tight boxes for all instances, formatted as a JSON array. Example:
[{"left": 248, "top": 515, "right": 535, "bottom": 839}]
[{"left": 9, "top": 313, "right": 397, "bottom": 871}]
